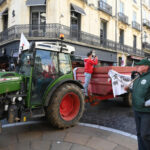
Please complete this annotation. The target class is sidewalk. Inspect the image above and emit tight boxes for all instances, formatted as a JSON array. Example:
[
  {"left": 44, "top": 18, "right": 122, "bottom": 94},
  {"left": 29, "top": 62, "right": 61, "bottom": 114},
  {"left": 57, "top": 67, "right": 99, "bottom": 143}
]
[{"left": 0, "top": 122, "right": 138, "bottom": 150}]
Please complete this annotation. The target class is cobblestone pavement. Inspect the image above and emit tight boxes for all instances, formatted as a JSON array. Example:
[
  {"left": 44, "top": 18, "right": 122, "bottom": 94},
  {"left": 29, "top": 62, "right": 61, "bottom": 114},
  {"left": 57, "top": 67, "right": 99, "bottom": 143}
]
[
  {"left": 0, "top": 122, "right": 137, "bottom": 150},
  {"left": 81, "top": 99, "right": 136, "bottom": 135}
]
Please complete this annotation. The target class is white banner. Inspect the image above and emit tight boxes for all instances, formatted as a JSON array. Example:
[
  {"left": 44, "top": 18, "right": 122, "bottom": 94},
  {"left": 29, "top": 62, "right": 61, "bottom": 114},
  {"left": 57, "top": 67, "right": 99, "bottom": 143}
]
[{"left": 108, "top": 69, "right": 131, "bottom": 97}]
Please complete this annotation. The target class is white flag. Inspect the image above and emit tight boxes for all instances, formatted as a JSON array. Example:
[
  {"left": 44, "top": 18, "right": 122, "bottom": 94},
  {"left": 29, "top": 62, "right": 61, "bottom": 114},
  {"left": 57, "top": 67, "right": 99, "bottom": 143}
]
[
  {"left": 18, "top": 33, "right": 29, "bottom": 55},
  {"left": 108, "top": 69, "right": 131, "bottom": 97}
]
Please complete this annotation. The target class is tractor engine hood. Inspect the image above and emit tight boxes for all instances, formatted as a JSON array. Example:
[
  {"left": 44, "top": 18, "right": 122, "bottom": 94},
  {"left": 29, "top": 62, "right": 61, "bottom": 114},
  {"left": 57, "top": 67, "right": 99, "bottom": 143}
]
[{"left": 0, "top": 72, "right": 23, "bottom": 95}]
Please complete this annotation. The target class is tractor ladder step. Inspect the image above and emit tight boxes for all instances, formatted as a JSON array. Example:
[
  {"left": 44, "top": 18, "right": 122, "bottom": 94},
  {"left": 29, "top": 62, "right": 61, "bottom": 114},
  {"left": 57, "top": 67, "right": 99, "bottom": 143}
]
[{"left": 30, "top": 107, "right": 45, "bottom": 118}]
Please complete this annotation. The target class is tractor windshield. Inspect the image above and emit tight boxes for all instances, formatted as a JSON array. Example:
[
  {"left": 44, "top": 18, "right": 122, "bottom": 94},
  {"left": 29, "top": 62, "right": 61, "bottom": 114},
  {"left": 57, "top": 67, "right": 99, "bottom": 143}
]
[{"left": 18, "top": 51, "right": 33, "bottom": 76}]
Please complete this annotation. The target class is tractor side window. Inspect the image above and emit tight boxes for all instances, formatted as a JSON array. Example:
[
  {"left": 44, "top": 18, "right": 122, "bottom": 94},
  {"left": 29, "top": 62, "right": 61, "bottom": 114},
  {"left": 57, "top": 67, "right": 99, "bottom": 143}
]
[
  {"left": 19, "top": 51, "right": 32, "bottom": 76},
  {"left": 59, "top": 53, "right": 71, "bottom": 75}
]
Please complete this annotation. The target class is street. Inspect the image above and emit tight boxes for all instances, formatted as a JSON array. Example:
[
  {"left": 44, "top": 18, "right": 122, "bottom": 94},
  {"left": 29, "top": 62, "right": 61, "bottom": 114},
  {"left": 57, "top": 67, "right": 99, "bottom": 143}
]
[{"left": 81, "top": 98, "right": 136, "bottom": 135}]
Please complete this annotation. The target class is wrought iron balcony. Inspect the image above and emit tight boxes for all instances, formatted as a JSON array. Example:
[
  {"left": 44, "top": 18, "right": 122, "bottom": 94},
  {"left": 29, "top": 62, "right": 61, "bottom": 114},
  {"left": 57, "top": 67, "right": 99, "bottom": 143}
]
[
  {"left": 98, "top": 0, "right": 112, "bottom": 16},
  {"left": 0, "top": 0, "right": 6, "bottom": 5},
  {"left": 118, "top": 12, "right": 128, "bottom": 25},
  {"left": 132, "top": 21, "right": 141, "bottom": 31},
  {"left": 0, "top": 24, "right": 144, "bottom": 57},
  {"left": 143, "top": 19, "right": 150, "bottom": 29},
  {"left": 143, "top": 42, "right": 150, "bottom": 50}
]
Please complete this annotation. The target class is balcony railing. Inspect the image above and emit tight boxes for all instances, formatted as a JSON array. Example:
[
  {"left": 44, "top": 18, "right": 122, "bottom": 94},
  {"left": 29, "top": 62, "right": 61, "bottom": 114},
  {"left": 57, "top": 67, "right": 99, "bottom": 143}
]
[
  {"left": 118, "top": 12, "right": 128, "bottom": 25},
  {"left": 143, "top": 19, "right": 150, "bottom": 29},
  {"left": 98, "top": 0, "right": 112, "bottom": 16},
  {"left": 0, "top": 0, "right": 6, "bottom": 5},
  {"left": 143, "top": 42, "right": 150, "bottom": 50},
  {"left": 132, "top": 21, "right": 141, "bottom": 31},
  {"left": 0, "top": 24, "right": 144, "bottom": 57}
]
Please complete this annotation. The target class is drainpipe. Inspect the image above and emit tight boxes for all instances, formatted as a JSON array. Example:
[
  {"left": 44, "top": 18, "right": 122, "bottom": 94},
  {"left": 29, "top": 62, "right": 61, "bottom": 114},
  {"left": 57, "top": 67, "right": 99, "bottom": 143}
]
[
  {"left": 115, "top": 0, "right": 118, "bottom": 64},
  {"left": 140, "top": 0, "right": 143, "bottom": 57}
]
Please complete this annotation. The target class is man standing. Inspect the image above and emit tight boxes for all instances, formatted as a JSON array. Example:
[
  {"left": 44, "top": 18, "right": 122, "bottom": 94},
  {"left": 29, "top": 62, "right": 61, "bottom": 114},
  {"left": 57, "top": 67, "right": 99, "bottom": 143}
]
[
  {"left": 83, "top": 51, "right": 98, "bottom": 98},
  {"left": 125, "top": 59, "right": 150, "bottom": 150}
]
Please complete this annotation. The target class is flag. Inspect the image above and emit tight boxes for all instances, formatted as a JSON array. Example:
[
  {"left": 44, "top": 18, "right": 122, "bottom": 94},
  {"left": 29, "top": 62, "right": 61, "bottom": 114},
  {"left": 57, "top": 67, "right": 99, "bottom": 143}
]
[
  {"left": 121, "top": 54, "right": 126, "bottom": 66},
  {"left": 18, "top": 33, "right": 30, "bottom": 55},
  {"left": 108, "top": 69, "right": 131, "bottom": 97}
]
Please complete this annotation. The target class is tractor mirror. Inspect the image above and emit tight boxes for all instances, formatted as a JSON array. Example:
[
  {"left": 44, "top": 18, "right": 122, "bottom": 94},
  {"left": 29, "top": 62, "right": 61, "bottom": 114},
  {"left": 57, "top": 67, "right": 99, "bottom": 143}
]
[
  {"left": 26, "top": 55, "right": 34, "bottom": 66},
  {"left": 29, "top": 42, "right": 35, "bottom": 52}
]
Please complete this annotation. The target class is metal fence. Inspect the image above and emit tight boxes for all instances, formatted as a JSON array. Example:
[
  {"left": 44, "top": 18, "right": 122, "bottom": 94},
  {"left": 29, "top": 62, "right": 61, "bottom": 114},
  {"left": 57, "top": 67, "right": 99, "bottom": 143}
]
[
  {"left": 132, "top": 21, "right": 141, "bottom": 31},
  {"left": 0, "top": 23, "right": 144, "bottom": 57},
  {"left": 98, "top": 0, "right": 112, "bottom": 16},
  {"left": 118, "top": 12, "right": 128, "bottom": 25}
]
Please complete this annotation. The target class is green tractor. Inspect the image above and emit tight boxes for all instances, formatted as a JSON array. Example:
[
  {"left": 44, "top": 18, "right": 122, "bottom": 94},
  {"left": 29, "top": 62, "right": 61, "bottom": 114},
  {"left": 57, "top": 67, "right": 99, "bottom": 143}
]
[{"left": 0, "top": 41, "right": 85, "bottom": 132}]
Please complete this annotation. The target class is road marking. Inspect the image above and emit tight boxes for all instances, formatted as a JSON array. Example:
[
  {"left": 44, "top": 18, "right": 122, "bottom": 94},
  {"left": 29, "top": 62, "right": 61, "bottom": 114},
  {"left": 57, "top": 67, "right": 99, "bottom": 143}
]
[{"left": 2, "top": 121, "right": 137, "bottom": 140}]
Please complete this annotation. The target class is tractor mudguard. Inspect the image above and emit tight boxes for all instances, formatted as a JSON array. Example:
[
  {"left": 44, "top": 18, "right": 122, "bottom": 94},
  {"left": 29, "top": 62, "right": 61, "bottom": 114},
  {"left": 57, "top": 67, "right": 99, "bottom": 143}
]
[{"left": 44, "top": 79, "right": 83, "bottom": 106}]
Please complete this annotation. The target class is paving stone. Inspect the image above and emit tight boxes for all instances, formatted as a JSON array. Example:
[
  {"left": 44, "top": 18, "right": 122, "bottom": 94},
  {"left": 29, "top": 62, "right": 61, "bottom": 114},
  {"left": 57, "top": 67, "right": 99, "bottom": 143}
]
[
  {"left": 0, "top": 147, "right": 9, "bottom": 150},
  {"left": 0, "top": 134, "right": 17, "bottom": 147},
  {"left": 7, "top": 141, "right": 30, "bottom": 150},
  {"left": 43, "top": 130, "right": 66, "bottom": 141},
  {"left": 113, "top": 145, "right": 130, "bottom": 150},
  {"left": 107, "top": 133, "right": 138, "bottom": 150},
  {"left": 79, "top": 126, "right": 111, "bottom": 139},
  {"left": 50, "top": 141, "right": 72, "bottom": 150},
  {"left": 64, "top": 132, "right": 90, "bottom": 145},
  {"left": 65, "top": 125, "right": 82, "bottom": 133},
  {"left": 31, "top": 140, "right": 51, "bottom": 150},
  {"left": 71, "top": 144, "right": 94, "bottom": 150},
  {"left": 17, "top": 130, "right": 42, "bottom": 142},
  {"left": 86, "top": 136, "right": 117, "bottom": 150}
]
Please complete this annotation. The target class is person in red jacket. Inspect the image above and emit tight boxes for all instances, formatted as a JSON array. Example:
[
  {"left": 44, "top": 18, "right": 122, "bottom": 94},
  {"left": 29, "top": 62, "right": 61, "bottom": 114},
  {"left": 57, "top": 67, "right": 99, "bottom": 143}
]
[{"left": 83, "top": 51, "right": 98, "bottom": 97}]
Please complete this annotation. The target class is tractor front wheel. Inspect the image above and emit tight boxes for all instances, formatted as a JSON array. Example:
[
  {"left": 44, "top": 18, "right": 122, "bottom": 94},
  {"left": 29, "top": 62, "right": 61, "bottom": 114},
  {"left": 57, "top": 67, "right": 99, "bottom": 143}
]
[
  {"left": 46, "top": 83, "right": 84, "bottom": 128},
  {"left": 123, "top": 92, "right": 132, "bottom": 107}
]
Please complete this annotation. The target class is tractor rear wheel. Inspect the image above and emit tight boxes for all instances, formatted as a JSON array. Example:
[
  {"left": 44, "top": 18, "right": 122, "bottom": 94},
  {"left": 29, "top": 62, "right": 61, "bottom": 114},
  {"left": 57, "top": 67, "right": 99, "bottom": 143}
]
[{"left": 46, "top": 83, "right": 84, "bottom": 128}]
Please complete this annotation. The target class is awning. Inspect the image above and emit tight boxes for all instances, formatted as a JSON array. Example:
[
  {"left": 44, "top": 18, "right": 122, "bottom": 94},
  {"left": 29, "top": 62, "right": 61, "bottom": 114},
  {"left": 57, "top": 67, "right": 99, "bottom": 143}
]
[
  {"left": 71, "top": 4, "right": 86, "bottom": 15},
  {"left": 131, "top": 56, "right": 144, "bottom": 60},
  {"left": 26, "top": 0, "right": 46, "bottom": 6}
]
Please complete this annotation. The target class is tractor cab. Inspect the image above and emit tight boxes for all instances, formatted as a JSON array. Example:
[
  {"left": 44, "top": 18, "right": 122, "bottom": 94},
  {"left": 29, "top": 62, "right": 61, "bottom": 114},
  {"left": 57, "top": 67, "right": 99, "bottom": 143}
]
[{"left": 17, "top": 42, "right": 75, "bottom": 107}]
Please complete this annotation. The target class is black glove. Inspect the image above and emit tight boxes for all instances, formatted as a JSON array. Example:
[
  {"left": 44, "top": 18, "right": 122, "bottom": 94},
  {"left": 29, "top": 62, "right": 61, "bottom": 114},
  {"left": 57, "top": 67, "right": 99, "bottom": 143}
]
[{"left": 131, "top": 71, "right": 140, "bottom": 80}]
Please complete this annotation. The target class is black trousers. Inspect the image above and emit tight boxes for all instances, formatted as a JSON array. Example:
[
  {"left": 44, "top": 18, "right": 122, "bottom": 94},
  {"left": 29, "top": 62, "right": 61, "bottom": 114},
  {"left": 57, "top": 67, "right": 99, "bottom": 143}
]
[{"left": 134, "top": 111, "right": 150, "bottom": 150}]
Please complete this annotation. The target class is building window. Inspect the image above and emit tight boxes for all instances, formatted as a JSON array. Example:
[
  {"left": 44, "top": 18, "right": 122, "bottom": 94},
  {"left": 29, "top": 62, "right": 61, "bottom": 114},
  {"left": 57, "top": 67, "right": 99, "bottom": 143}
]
[
  {"left": 100, "top": 20, "right": 107, "bottom": 45},
  {"left": 70, "top": 7, "right": 81, "bottom": 40},
  {"left": 133, "top": 11, "right": 137, "bottom": 21},
  {"left": 2, "top": 9, "right": 8, "bottom": 30},
  {"left": 119, "top": 29, "right": 124, "bottom": 45},
  {"left": 30, "top": 6, "right": 46, "bottom": 31},
  {"left": 133, "top": 0, "right": 137, "bottom": 3},
  {"left": 120, "top": 1, "right": 124, "bottom": 13},
  {"left": 133, "top": 35, "right": 137, "bottom": 49},
  {"left": 143, "top": 9, "right": 146, "bottom": 19},
  {"left": 143, "top": 31, "right": 147, "bottom": 43}
]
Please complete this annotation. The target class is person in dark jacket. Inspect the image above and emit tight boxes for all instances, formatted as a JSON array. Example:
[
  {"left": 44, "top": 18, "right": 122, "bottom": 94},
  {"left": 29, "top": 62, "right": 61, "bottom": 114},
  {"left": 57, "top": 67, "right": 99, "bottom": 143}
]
[
  {"left": 125, "top": 59, "right": 150, "bottom": 150},
  {"left": 83, "top": 51, "right": 98, "bottom": 97}
]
